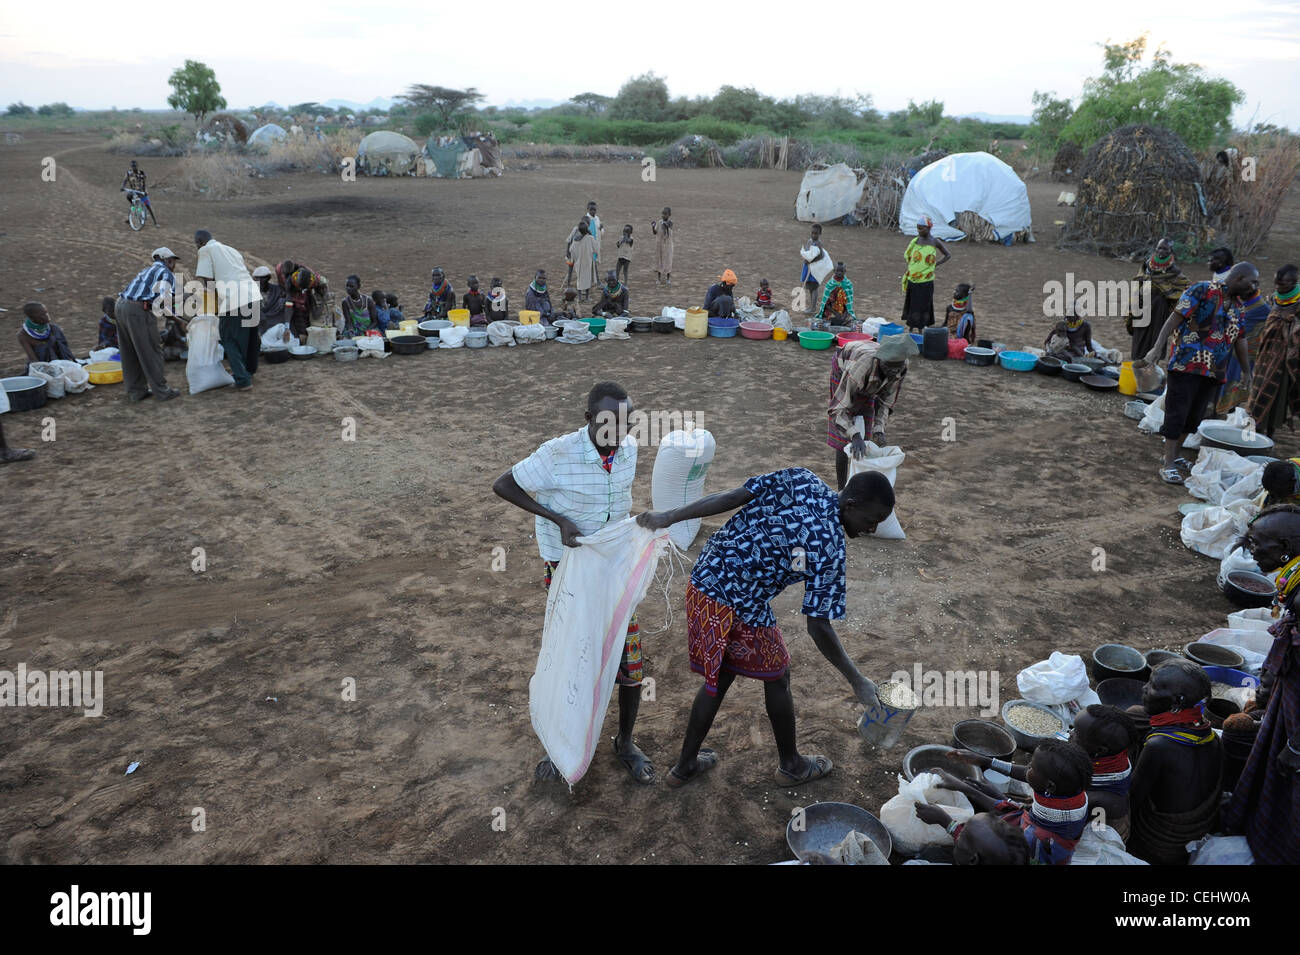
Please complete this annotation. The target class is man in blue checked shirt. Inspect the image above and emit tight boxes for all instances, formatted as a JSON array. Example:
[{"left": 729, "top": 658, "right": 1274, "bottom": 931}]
[
  {"left": 638, "top": 468, "right": 892, "bottom": 788},
  {"left": 115, "top": 248, "right": 183, "bottom": 402},
  {"left": 493, "top": 381, "right": 655, "bottom": 785}
]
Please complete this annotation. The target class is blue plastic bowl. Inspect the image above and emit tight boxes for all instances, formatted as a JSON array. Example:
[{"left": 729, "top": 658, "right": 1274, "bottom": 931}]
[
  {"left": 909, "top": 333, "right": 924, "bottom": 346},
  {"left": 998, "top": 350, "right": 1038, "bottom": 372},
  {"left": 707, "top": 318, "right": 739, "bottom": 338},
  {"left": 1200, "top": 665, "right": 1259, "bottom": 689},
  {"left": 879, "top": 322, "right": 904, "bottom": 337}
]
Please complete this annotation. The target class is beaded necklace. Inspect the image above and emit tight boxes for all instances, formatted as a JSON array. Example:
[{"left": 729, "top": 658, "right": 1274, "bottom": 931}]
[
  {"left": 23, "top": 317, "right": 50, "bottom": 340},
  {"left": 1275, "top": 284, "right": 1300, "bottom": 308}
]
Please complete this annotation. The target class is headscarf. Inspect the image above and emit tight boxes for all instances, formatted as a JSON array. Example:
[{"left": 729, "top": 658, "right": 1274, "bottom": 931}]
[
  {"left": 918, "top": 216, "right": 933, "bottom": 229},
  {"left": 720, "top": 268, "right": 738, "bottom": 285}
]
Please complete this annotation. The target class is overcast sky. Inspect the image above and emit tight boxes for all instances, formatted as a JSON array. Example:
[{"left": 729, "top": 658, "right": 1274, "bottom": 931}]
[{"left": 1, "top": 0, "right": 1297, "bottom": 128}]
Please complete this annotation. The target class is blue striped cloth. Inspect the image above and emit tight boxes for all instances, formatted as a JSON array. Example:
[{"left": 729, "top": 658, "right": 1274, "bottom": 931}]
[{"left": 121, "top": 262, "right": 175, "bottom": 302}]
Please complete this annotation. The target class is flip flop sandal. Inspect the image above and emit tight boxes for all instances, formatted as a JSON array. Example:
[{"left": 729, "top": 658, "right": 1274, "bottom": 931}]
[
  {"left": 0, "top": 447, "right": 35, "bottom": 463},
  {"left": 775, "top": 754, "right": 833, "bottom": 786},
  {"left": 1160, "top": 468, "right": 1184, "bottom": 485},
  {"left": 613, "top": 739, "right": 656, "bottom": 785},
  {"left": 1174, "top": 457, "right": 1193, "bottom": 471},
  {"left": 665, "top": 750, "right": 718, "bottom": 789}
]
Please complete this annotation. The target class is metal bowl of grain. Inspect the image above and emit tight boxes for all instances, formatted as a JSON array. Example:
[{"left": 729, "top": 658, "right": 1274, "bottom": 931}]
[
  {"left": 1001, "top": 699, "right": 1067, "bottom": 751},
  {"left": 786, "top": 802, "right": 892, "bottom": 863},
  {"left": 902, "top": 744, "right": 982, "bottom": 783},
  {"left": 951, "top": 719, "right": 1017, "bottom": 760}
]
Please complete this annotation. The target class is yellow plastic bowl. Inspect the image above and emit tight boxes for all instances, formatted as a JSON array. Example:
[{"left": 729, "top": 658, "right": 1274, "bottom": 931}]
[
  {"left": 448, "top": 308, "right": 471, "bottom": 327},
  {"left": 518, "top": 309, "right": 540, "bottom": 325},
  {"left": 86, "top": 361, "right": 123, "bottom": 384},
  {"left": 773, "top": 327, "right": 788, "bottom": 341}
]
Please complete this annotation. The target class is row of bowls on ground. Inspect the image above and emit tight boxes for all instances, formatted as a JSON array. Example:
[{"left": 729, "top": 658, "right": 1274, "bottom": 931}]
[{"left": 787, "top": 633, "right": 1265, "bottom": 862}]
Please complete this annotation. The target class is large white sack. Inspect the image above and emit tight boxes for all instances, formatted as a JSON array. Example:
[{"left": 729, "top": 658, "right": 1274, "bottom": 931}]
[
  {"left": 260, "top": 322, "right": 291, "bottom": 350},
  {"left": 846, "top": 437, "right": 905, "bottom": 540},
  {"left": 28, "top": 362, "right": 65, "bottom": 399},
  {"left": 1017, "top": 651, "right": 1099, "bottom": 725},
  {"left": 898, "top": 152, "right": 1032, "bottom": 241},
  {"left": 1181, "top": 505, "right": 1242, "bottom": 559},
  {"left": 880, "top": 772, "right": 975, "bottom": 855},
  {"left": 795, "top": 163, "right": 867, "bottom": 223},
  {"left": 1185, "top": 448, "right": 1259, "bottom": 505},
  {"left": 1227, "top": 607, "right": 1275, "bottom": 632},
  {"left": 439, "top": 327, "right": 468, "bottom": 348},
  {"left": 651, "top": 429, "right": 716, "bottom": 550},
  {"left": 530, "top": 519, "right": 669, "bottom": 785},
  {"left": 186, "top": 315, "right": 236, "bottom": 394}
]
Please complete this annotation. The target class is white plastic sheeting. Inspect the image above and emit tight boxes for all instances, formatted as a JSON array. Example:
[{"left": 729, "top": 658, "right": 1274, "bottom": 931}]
[
  {"left": 795, "top": 163, "right": 866, "bottom": 223},
  {"left": 357, "top": 131, "right": 421, "bottom": 176},
  {"left": 248, "top": 123, "right": 287, "bottom": 147},
  {"left": 898, "top": 152, "right": 1032, "bottom": 241}
]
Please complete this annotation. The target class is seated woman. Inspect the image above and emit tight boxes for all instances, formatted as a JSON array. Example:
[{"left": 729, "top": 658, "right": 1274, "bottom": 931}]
[
  {"left": 815, "top": 262, "right": 856, "bottom": 327},
  {"left": 944, "top": 283, "right": 976, "bottom": 344},
  {"left": 704, "top": 269, "right": 738, "bottom": 318},
  {"left": 525, "top": 269, "right": 554, "bottom": 324},
  {"left": 1071, "top": 704, "right": 1140, "bottom": 841},
  {"left": 1044, "top": 305, "right": 1096, "bottom": 361},
  {"left": 936, "top": 739, "right": 1094, "bottom": 865},
  {"left": 591, "top": 270, "right": 629, "bottom": 317},
  {"left": 97, "top": 296, "right": 119, "bottom": 349},
  {"left": 18, "top": 303, "right": 75, "bottom": 369},
  {"left": 1127, "top": 660, "right": 1223, "bottom": 865},
  {"left": 340, "top": 275, "right": 378, "bottom": 336},
  {"left": 422, "top": 267, "right": 456, "bottom": 320},
  {"left": 488, "top": 277, "right": 509, "bottom": 324}
]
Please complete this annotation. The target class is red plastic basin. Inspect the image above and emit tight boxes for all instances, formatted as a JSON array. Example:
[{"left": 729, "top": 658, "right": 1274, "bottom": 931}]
[{"left": 836, "top": 332, "right": 874, "bottom": 348}]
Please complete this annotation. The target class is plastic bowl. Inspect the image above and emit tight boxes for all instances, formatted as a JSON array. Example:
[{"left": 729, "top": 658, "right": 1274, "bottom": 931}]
[
  {"left": 288, "top": 345, "right": 317, "bottom": 360},
  {"left": 707, "top": 317, "right": 740, "bottom": 338},
  {"left": 261, "top": 346, "right": 290, "bottom": 364},
  {"left": 581, "top": 317, "right": 607, "bottom": 335},
  {"left": 85, "top": 361, "right": 123, "bottom": 385},
  {"left": 1146, "top": 649, "right": 1182, "bottom": 670},
  {"left": 786, "top": 802, "right": 891, "bottom": 862},
  {"left": 651, "top": 316, "right": 676, "bottom": 333},
  {"left": 1001, "top": 699, "right": 1067, "bottom": 751},
  {"left": 1184, "top": 642, "right": 1246, "bottom": 670},
  {"left": 1036, "top": 355, "right": 1063, "bottom": 376},
  {"left": 951, "top": 719, "right": 1017, "bottom": 760},
  {"left": 1198, "top": 421, "right": 1276, "bottom": 453},
  {"left": 798, "top": 330, "right": 835, "bottom": 350},
  {"left": 1061, "top": 362, "right": 1090, "bottom": 381},
  {"left": 909, "top": 332, "right": 924, "bottom": 346},
  {"left": 998, "top": 350, "right": 1038, "bottom": 372},
  {"left": 465, "top": 330, "right": 488, "bottom": 349},
  {"left": 1097, "top": 677, "right": 1146, "bottom": 710},
  {"left": 964, "top": 346, "right": 996, "bottom": 366},
  {"left": 739, "top": 321, "right": 773, "bottom": 340},
  {"left": 879, "top": 322, "right": 904, "bottom": 337},
  {"left": 836, "top": 331, "right": 872, "bottom": 348},
  {"left": 1222, "top": 570, "right": 1277, "bottom": 608},
  {"left": 1081, "top": 374, "right": 1120, "bottom": 391},
  {"left": 1092, "top": 643, "right": 1149, "bottom": 684},
  {"left": 903, "top": 744, "right": 982, "bottom": 783}
]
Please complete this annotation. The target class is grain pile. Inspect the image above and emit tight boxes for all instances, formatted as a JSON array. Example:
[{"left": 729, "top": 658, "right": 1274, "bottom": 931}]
[
  {"left": 1059, "top": 124, "right": 1212, "bottom": 257},
  {"left": 1005, "top": 704, "right": 1062, "bottom": 735}
]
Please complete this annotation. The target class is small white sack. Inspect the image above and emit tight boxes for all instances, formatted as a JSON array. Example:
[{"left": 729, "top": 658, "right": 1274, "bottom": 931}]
[
  {"left": 1227, "top": 607, "right": 1275, "bottom": 632},
  {"left": 846, "top": 436, "right": 906, "bottom": 540},
  {"left": 260, "top": 322, "right": 291, "bottom": 351},
  {"left": 599, "top": 318, "right": 630, "bottom": 340},
  {"left": 1181, "top": 505, "right": 1242, "bottom": 559},
  {"left": 28, "top": 362, "right": 65, "bottom": 399},
  {"left": 1185, "top": 448, "right": 1258, "bottom": 505},
  {"left": 88, "top": 347, "right": 120, "bottom": 364},
  {"left": 529, "top": 519, "right": 669, "bottom": 785},
  {"left": 1071, "top": 824, "right": 1149, "bottom": 865},
  {"left": 486, "top": 320, "right": 515, "bottom": 346},
  {"left": 770, "top": 309, "right": 793, "bottom": 332},
  {"left": 1018, "top": 652, "right": 1092, "bottom": 707},
  {"left": 1218, "top": 544, "right": 1262, "bottom": 586},
  {"left": 513, "top": 323, "right": 546, "bottom": 345},
  {"left": 439, "top": 326, "right": 468, "bottom": 348},
  {"left": 185, "top": 315, "right": 236, "bottom": 394},
  {"left": 651, "top": 429, "right": 717, "bottom": 550},
  {"left": 355, "top": 336, "right": 388, "bottom": 358},
  {"left": 1137, "top": 393, "right": 1165, "bottom": 433},
  {"left": 50, "top": 359, "right": 90, "bottom": 394},
  {"left": 880, "top": 772, "right": 975, "bottom": 855}
]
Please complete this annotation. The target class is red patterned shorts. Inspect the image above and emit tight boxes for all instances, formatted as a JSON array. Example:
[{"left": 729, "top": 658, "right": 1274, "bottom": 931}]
[
  {"left": 544, "top": 560, "right": 642, "bottom": 686},
  {"left": 685, "top": 583, "right": 789, "bottom": 695}
]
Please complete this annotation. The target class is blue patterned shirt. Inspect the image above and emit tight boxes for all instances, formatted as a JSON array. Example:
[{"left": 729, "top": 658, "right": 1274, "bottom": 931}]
[
  {"left": 1169, "top": 281, "right": 1242, "bottom": 380},
  {"left": 690, "top": 468, "right": 847, "bottom": 628}
]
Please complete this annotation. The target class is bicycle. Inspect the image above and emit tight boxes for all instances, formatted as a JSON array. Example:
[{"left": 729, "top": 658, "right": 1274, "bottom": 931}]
[{"left": 124, "top": 189, "right": 152, "bottom": 231}]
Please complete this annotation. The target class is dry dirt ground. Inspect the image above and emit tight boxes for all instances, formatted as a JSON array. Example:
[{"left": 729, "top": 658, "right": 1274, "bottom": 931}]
[{"left": 0, "top": 132, "right": 1297, "bottom": 864}]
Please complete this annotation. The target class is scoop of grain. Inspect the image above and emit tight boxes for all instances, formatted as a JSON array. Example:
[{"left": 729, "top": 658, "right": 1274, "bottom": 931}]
[
  {"left": 1005, "top": 704, "right": 1061, "bottom": 735},
  {"left": 877, "top": 682, "right": 919, "bottom": 709}
]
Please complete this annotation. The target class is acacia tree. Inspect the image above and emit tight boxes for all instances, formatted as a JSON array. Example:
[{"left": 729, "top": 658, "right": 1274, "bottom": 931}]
[
  {"left": 1061, "top": 35, "right": 1243, "bottom": 150},
  {"left": 167, "top": 60, "right": 226, "bottom": 126},
  {"left": 571, "top": 92, "right": 611, "bottom": 115},
  {"left": 398, "top": 85, "right": 485, "bottom": 128}
]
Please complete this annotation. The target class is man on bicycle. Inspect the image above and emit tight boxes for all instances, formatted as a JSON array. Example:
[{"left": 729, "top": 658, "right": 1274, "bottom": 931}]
[{"left": 121, "top": 160, "right": 158, "bottom": 226}]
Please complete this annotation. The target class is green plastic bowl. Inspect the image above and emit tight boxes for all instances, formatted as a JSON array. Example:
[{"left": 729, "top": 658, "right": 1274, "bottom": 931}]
[
  {"left": 798, "top": 330, "right": 835, "bottom": 350},
  {"left": 581, "top": 317, "right": 606, "bottom": 335}
]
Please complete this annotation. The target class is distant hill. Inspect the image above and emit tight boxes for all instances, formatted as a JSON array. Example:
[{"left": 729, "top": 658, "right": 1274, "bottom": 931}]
[{"left": 955, "top": 112, "right": 1031, "bottom": 125}]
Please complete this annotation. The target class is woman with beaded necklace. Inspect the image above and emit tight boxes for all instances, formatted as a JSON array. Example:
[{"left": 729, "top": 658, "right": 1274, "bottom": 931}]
[
  {"left": 1245, "top": 264, "right": 1300, "bottom": 438},
  {"left": 16, "top": 302, "right": 75, "bottom": 370}
]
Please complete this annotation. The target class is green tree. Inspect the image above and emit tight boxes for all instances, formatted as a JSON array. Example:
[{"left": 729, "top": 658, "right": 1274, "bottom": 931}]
[
  {"left": 1060, "top": 35, "right": 1243, "bottom": 150},
  {"left": 6, "top": 102, "right": 35, "bottom": 115},
  {"left": 571, "top": 92, "right": 611, "bottom": 115},
  {"left": 36, "top": 102, "right": 75, "bottom": 117},
  {"left": 166, "top": 60, "right": 226, "bottom": 126},
  {"left": 1030, "top": 90, "right": 1073, "bottom": 146},
  {"left": 609, "top": 72, "right": 670, "bottom": 122},
  {"left": 906, "top": 99, "right": 945, "bottom": 127},
  {"left": 708, "top": 85, "right": 772, "bottom": 124},
  {"left": 397, "top": 85, "right": 485, "bottom": 129}
]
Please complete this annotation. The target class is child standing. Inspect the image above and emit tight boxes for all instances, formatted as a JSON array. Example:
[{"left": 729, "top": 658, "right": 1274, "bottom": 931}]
[
  {"left": 651, "top": 207, "right": 673, "bottom": 286},
  {"left": 615, "top": 225, "right": 633, "bottom": 285}
]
